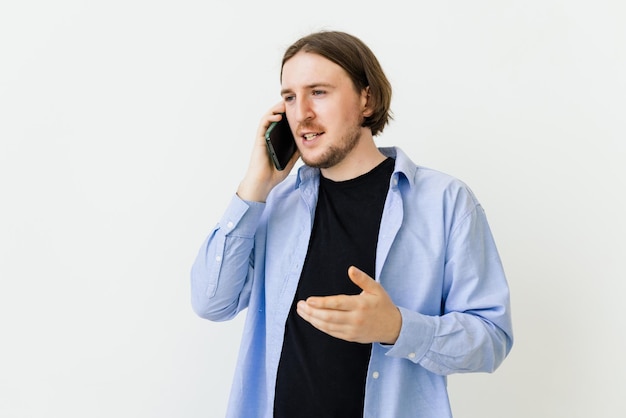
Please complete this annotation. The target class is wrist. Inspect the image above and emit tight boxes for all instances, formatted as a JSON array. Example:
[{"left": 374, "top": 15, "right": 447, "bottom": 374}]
[
  {"left": 381, "top": 307, "right": 402, "bottom": 345},
  {"left": 237, "top": 178, "right": 271, "bottom": 203}
]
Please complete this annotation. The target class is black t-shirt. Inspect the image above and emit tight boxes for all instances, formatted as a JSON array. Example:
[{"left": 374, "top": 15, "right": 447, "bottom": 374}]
[{"left": 274, "top": 157, "right": 395, "bottom": 418}]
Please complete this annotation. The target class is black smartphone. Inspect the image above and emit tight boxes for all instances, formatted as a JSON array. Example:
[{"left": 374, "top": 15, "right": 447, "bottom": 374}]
[{"left": 264, "top": 113, "right": 297, "bottom": 171}]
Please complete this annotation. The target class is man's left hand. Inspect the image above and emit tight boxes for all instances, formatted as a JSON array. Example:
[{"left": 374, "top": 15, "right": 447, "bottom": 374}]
[{"left": 296, "top": 266, "right": 402, "bottom": 344}]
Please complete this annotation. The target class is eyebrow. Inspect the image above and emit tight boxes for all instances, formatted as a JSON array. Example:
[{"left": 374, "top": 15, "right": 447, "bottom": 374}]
[{"left": 280, "top": 83, "right": 335, "bottom": 96}]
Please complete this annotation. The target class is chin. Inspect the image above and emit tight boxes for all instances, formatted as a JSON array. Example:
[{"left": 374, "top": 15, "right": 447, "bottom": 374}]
[
  {"left": 300, "top": 156, "right": 324, "bottom": 169},
  {"left": 301, "top": 151, "right": 343, "bottom": 169}
]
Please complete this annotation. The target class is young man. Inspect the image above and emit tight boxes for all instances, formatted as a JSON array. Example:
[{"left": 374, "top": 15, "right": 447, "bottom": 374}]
[{"left": 191, "top": 31, "right": 513, "bottom": 418}]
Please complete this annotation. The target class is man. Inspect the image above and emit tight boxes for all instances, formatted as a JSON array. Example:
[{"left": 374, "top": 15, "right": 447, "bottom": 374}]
[{"left": 191, "top": 30, "right": 513, "bottom": 418}]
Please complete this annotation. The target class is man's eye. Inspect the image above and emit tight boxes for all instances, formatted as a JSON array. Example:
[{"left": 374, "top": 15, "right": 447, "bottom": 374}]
[
  {"left": 283, "top": 95, "right": 295, "bottom": 102},
  {"left": 312, "top": 90, "right": 325, "bottom": 96}
]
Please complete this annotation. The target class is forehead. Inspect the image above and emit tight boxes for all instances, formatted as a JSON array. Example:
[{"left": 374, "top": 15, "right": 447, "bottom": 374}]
[{"left": 281, "top": 51, "right": 351, "bottom": 90}]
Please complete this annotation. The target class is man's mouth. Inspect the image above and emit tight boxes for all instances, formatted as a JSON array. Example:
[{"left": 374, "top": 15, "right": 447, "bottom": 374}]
[{"left": 302, "top": 132, "right": 323, "bottom": 141}]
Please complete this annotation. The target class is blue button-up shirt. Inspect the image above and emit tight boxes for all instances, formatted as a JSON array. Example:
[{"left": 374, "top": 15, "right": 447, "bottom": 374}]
[{"left": 191, "top": 147, "right": 513, "bottom": 418}]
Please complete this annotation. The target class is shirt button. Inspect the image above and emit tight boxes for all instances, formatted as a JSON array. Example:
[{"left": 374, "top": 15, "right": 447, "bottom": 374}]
[
  {"left": 408, "top": 352, "right": 416, "bottom": 359},
  {"left": 226, "top": 221, "right": 234, "bottom": 229},
  {"left": 215, "top": 255, "right": 222, "bottom": 262},
  {"left": 372, "top": 371, "right": 380, "bottom": 379}
]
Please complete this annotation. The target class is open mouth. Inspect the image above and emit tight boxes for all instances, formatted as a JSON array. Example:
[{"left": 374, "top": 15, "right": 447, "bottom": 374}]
[{"left": 302, "top": 132, "right": 323, "bottom": 141}]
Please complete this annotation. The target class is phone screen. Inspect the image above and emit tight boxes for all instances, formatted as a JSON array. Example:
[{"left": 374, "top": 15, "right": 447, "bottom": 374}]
[{"left": 264, "top": 114, "right": 297, "bottom": 171}]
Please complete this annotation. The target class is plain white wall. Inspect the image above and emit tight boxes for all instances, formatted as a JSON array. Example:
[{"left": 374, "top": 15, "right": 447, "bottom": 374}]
[{"left": 1, "top": 1, "right": 624, "bottom": 417}]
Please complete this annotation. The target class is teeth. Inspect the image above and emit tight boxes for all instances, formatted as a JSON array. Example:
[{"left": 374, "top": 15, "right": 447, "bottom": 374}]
[{"left": 303, "top": 133, "right": 318, "bottom": 140}]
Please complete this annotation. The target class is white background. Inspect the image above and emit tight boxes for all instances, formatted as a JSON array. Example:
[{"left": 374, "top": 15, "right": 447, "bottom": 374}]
[{"left": 1, "top": 1, "right": 625, "bottom": 417}]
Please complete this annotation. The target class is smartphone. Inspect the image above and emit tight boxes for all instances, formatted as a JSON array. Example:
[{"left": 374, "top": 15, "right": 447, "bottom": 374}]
[{"left": 264, "top": 113, "right": 297, "bottom": 171}]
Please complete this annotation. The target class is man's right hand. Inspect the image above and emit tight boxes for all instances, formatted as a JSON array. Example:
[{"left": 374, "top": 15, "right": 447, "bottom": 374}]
[{"left": 236, "top": 103, "right": 300, "bottom": 202}]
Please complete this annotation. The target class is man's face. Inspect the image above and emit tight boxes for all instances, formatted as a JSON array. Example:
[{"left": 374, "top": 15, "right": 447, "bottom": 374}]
[{"left": 280, "top": 51, "right": 370, "bottom": 169}]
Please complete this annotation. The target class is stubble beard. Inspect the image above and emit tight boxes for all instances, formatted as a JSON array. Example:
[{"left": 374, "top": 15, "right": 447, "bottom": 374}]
[{"left": 300, "top": 123, "right": 362, "bottom": 169}]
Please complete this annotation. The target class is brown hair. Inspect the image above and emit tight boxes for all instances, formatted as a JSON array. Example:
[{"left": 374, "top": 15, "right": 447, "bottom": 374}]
[{"left": 281, "top": 31, "right": 393, "bottom": 136}]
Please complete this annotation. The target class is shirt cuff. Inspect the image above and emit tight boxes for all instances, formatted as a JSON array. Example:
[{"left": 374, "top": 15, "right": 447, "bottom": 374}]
[
  {"left": 384, "top": 306, "right": 437, "bottom": 364},
  {"left": 218, "top": 194, "right": 266, "bottom": 237}
]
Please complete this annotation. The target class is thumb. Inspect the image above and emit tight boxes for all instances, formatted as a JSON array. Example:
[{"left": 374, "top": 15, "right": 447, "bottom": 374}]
[{"left": 348, "top": 266, "right": 379, "bottom": 293}]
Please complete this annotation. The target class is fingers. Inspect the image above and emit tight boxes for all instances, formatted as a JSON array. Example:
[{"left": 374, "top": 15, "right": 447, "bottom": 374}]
[
  {"left": 296, "top": 299, "right": 356, "bottom": 341},
  {"left": 269, "top": 101, "right": 286, "bottom": 116},
  {"left": 347, "top": 265, "right": 379, "bottom": 294},
  {"left": 303, "top": 294, "right": 353, "bottom": 310},
  {"left": 303, "top": 267, "right": 377, "bottom": 310},
  {"left": 256, "top": 103, "right": 285, "bottom": 139}
]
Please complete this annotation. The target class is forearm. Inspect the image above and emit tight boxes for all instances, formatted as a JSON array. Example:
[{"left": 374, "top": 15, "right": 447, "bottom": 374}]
[{"left": 190, "top": 195, "right": 265, "bottom": 321}]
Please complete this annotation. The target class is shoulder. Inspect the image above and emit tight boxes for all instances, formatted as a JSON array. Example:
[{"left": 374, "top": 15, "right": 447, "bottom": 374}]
[
  {"left": 387, "top": 146, "right": 479, "bottom": 208},
  {"left": 416, "top": 167, "right": 478, "bottom": 207},
  {"left": 386, "top": 148, "right": 483, "bottom": 237}
]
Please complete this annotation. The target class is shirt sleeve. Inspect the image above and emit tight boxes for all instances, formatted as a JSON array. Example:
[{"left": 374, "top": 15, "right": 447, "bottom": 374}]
[
  {"left": 385, "top": 204, "right": 513, "bottom": 375},
  {"left": 190, "top": 194, "right": 265, "bottom": 321}
]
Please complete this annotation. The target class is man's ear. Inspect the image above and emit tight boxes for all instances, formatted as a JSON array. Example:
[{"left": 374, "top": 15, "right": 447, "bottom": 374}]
[{"left": 361, "top": 86, "right": 374, "bottom": 117}]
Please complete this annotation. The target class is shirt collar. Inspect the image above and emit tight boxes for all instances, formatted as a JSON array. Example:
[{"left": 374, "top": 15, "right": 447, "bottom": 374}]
[{"left": 295, "top": 146, "right": 417, "bottom": 189}]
